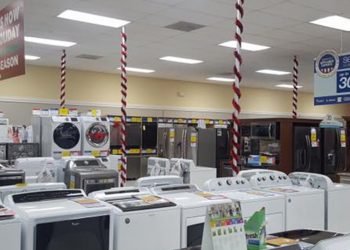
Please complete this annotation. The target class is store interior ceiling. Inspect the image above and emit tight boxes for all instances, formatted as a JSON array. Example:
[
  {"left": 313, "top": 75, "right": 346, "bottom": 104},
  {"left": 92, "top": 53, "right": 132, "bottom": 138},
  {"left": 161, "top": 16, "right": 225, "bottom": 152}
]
[{"left": 7, "top": 0, "right": 350, "bottom": 92}]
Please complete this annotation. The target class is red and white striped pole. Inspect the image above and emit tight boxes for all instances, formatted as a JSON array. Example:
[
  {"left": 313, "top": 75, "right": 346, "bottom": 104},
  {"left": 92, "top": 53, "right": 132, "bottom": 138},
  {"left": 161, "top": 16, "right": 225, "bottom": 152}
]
[
  {"left": 60, "top": 49, "right": 66, "bottom": 108},
  {"left": 292, "top": 55, "right": 299, "bottom": 119},
  {"left": 231, "top": 0, "right": 244, "bottom": 175},
  {"left": 120, "top": 26, "right": 128, "bottom": 187}
]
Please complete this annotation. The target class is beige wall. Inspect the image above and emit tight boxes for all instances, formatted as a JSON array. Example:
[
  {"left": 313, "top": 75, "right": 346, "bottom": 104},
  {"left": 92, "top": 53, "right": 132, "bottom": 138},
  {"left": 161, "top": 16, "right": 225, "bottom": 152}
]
[{"left": 0, "top": 65, "right": 349, "bottom": 124}]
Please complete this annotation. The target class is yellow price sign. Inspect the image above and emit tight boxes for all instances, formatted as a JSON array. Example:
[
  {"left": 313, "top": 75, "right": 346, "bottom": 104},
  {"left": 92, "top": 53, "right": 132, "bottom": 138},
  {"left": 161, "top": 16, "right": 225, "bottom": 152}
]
[
  {"left": 128, "top": 148, "right": 141, "bottom": 154},
  {"left": 147, "top": 117, "right": 153, "bottom": 122},
  {"left": 169, "top": 130, "right": 175, "bottom": 138},
  {"left": 260, "top": 156, "right": 268, "bottom": 164},
  {"left": 91, "top": 109, "right": 97, "bottom": 117},
  {"left": 191, "top": 135, "right": 197, "bottom": 143},
  {"left": 218, "top": 120, "right": 224, "bottom": 125},
  {"left": 62, "top": 151, "right": 71, "bottom": 157},
  {"left": 131, "top": 117, "right": 142, "bottom": 123},
  {"left": 59, "top": 108, "right": 69, "bottom": 116},
  {"left": 15, "top": 183, "right": 27, "bottom": 188},
  {"left": 114, "top": 117, "right": 121, "bottom": 122},
  {"left": 311, "top": 133, "right": 317, "bottom": 142},
  {"left": 91, "top": 150, "right": 101, "bottom": 157},
  {"left": 112, "top": 149, "right": 122, "bottom": 155},
  {"left": 191, "top": 119, "right": 197, "bottom": 124},
  {"left": 145, "top": 149, "right": 154, "bottom": 154},
  {"left": 205, "top": 119, "right": 211, "bottom": 124}
]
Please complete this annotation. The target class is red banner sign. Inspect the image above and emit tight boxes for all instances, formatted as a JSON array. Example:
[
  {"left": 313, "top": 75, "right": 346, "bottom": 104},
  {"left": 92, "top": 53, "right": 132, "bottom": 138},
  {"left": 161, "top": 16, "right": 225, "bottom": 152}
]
[{"left": 0, "top": 0, "right": 25, "bottom": 81}]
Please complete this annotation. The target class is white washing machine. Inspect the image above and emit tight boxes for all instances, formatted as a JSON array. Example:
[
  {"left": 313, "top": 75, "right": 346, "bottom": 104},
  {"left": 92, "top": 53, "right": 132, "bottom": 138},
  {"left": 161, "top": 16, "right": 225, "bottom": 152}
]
[
  {"left": 41, "top": 116, "right": 82, "bottom": 158},
  {"left": 137, "top": 175, "right": 183, "bottom": 188},
  {"left": 203, "top": 176, "right": 285, "bottom": 234},
  {"left": 89, "top": 186, "right": 181, "bottom": 250},
  {"left": 0, "top": 182, "right": 66, "bottom": 202},
  {"left": 4, "top": 189, "right": 114, "bottom": 250},
  {"left": 147, "top": 157, "right": 171, "bottom": 176},
  {"left": 290, "top": 172, "right": 350, "bottom": 233},
  {"left": 150, "top": 182, "right": 232, "bottom": 248},
  {"left": 0, "top": 200, "right": 21, "bottom": 250},
  {"left": 14, "top": 157, "right": 57, "bottom": 183},
  {"left": 250, "top": 172, "right": 325, "bottom": 231},
  {"left": 237, "top": 169, "right": 283, "bottom": 181},
  {"left": 80, "top": 116, "right": 110, "bottom": 157}
]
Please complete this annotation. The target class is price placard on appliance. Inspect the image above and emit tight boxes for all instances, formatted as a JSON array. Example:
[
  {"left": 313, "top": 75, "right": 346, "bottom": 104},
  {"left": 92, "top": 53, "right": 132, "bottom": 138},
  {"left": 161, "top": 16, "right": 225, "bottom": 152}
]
[
  {"left": 314, "top": 50, "right": 350, "bottom": 105},
  {"left": 58, "top": 108, "right": 69, "bottom": 116}
]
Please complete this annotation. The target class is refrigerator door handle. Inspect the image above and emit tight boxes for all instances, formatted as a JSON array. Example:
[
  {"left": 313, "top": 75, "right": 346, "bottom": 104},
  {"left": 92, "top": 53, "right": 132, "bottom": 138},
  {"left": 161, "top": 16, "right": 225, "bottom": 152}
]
[
  {"left": 335, "top": 129, "right": 343, "bottom": 172},
  {"left": 305, "top": 135, "right": 312, "bottom": 172}
]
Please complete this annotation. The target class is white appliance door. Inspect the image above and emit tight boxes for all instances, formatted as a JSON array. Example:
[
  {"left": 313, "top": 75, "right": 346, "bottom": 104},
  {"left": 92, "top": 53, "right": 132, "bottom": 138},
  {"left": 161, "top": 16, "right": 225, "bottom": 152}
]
[
  {"left": 286, "top": 193, "right": 325, "bottom": 231},
  {"left": 116, "top": 208, "right": 181, "bottom": 250},
  {"left": 53, "top": 123, "right": 80, "bottom": 150},
  {"left": 86, "top": 123, "right": 109, "bottom": 148}
]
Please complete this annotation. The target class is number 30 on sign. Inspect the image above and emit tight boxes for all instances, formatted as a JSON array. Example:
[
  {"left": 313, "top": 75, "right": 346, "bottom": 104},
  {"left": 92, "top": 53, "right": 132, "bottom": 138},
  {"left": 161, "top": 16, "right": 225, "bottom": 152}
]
[{"left": 337, "top": 71, "right": 350, "bottom": 93}]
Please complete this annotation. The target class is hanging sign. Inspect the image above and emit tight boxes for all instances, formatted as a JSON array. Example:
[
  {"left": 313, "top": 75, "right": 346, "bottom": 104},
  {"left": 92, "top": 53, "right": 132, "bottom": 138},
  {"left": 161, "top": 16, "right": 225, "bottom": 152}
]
[
  {"left": 0, "top": 0, "right": 25, "bottom": 81},
  {"left": 314, "top": 50, "right": 350, "bottom": 105}
]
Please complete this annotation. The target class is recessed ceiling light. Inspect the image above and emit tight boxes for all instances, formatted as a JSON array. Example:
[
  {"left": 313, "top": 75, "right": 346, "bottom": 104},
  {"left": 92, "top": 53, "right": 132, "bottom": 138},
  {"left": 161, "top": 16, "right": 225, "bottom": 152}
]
[
  {"left": 256, "top": 69, "right": 291, "bottom": 76},
  {"left": 275, "top": 84, "right": 303, "bottom": 89},
  {"left": 160, "top": 56, "right": 203, "bottom": 64},
  {"left": 58, "top": 10, "right": 130, "bottom": 28},
  {"left": 310, "top": 15, "right": 350, "bottom": 31},
  {"left": 25, "top": 55, "right": 40, "bottom": 60},
  {"left": 207, "top": 77, "right": 235, "bottom": 82},
  {"left": 219, "top": 41, "right": 270, "bottom": 51},
  {"left": 117, "top": 67, "right": 155, "bottom": 73},
  {"left": 25, "top": 36, "right": 76, "bottom": 47}
]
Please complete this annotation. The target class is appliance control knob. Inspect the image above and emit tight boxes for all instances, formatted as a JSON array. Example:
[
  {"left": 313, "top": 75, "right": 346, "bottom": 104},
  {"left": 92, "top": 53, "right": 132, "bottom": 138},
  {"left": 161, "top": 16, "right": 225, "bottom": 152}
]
[
  {"left": 125, "top": 218, "right": 131, "bottom": 224},
  {"left": 226, "top": 179, "right": 232, "bottom": 185},
  {"left": 283, "top": 176, "right": 287, "bottom": 180},
  {"left": 218, "top": 181, "right": 222, "bottom": 186},
  {"left": 236, "top": 180, "right": 240, "bottom": 185},
  {"left": 278, "top": 176, "right": 282, "bottom": 180},
  {"left": 288, "top": 198, "right": 292, "bottom": 203},
  {"left": 270, "top": 175, "right": 275, "bottom": 181},
  {"left": 257, "top": 178, "right": 261, "bottom": 182},
  {"left": 241, "top": 180, "right": 245, "bottom": 184},
  {"left": 262, "top": 177, "right": 266, "bottom": 181}
]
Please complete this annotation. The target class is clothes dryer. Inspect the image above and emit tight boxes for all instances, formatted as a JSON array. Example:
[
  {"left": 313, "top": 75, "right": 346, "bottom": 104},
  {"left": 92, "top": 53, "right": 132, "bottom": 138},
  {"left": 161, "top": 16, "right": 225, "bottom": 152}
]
[
  {"left": 203, "top": 176, "right": 285, "bottom": 234},
  {"left": 4, "top": 189, "right": 113, "bottom": 250},
  {"left": 89, "top": 186, "right": 181, "bottom": 250},
  {"left": 290, "top": 172, "right": 350, "bottom": 233},
  {"left": 250, "top": 172, "right": 325, "bottom": 231},
  {"left": 41, "top": 116, "right": 81, "bottom": 158}
]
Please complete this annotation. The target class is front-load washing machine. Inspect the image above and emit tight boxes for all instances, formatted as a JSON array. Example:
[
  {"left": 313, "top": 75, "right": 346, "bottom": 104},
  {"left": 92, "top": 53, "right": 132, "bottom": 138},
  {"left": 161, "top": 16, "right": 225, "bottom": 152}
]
[
  {"left": 0, "top": 200, "right": 21, "bottom": 250},
  {"left": 41, "top": 116, "right": 81, "bottom": 158},
  {"left": 89, "top": 186, "right": 181, "bottom": 250},
  {"left": 149, "top": 181, "right": 232, "bottom": 248},
  {"left": 4, "top": 189, "right": 113, "bottom": 250},
  {"left": 80, "top": 116, "right": 110, "bottom": 157},
  {"left": 14, "top": 157, "right": 57, "bottom": 183},
  {"left": 290, "top": 172, "right": 350, "bottom": 233},
  {"left": 250, "top": 172, "right": 325, "bottom": 231},
  {"left": 0, "top": 182, "right": 66, "bottom": 202},
  {"left": 203, "top": 176, "right": 285, "bottom": 234}
]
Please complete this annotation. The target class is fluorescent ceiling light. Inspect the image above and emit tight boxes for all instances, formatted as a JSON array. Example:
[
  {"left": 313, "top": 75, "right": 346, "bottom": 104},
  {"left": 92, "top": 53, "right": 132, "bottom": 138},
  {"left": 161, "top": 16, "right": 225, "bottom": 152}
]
[
  {"left": 207, "top": 77, "right": 235, "bottom": 82},
  {"left": 25, "top": 36, "right": 76, "bottom": 47},
  {"left": 310, "top": 15, "right": 350, "bottom": 31},
  {"left": 256, "top": 69, "right": 291, "bottom": 75},
  {"left": 275, "top": 84, "right": 303, "bottom": 89},
  {"left": 25, "top": 55, "right": 40, "bottom": 60},
  {"left": 160, "top": 56, "right": 203, "bottom": 64},
  {"left": 117, "top": 67, "right": 155, "bottom": 73},
  {"left": 58, "top": 10, "right": 130, "bottom": 28},
  {"left": 219, "top": 41, "right": 270, "bottom": 51}
]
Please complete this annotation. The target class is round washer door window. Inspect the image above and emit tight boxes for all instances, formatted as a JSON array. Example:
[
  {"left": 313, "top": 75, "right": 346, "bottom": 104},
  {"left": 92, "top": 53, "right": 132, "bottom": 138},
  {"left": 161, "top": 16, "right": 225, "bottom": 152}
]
[
  {"left": 53, "top": 122, "right": 80, "bottom": 149},
  {"left": 86, "top": 123, "right": 109, "bottom": 148}
]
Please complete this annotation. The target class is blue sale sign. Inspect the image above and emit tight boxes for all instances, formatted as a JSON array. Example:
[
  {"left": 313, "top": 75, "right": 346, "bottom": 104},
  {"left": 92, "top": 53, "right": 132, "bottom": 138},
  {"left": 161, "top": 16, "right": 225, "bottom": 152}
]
[{"left": 314, "top": 50, "right": 350, "bottom": 105}]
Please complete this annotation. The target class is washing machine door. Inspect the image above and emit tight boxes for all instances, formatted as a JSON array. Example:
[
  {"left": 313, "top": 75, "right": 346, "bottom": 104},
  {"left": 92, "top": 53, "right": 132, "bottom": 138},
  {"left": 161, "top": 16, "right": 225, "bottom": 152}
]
[
  {"left": 53, "top": 122, "right": 80, "bottom": 150},
  {"left": 86, "top": 123, "right": 109, "bottom": 148}
]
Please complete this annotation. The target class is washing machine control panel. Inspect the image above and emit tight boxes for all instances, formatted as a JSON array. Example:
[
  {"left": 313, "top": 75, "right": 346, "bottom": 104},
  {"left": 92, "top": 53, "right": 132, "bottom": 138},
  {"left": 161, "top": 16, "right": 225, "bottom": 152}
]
[
  {"left": 203, "top": 177, "right": 251, "bottom": 191},
  {"left": 289, "top": 172, "right": 333, "bottom": 190},
  {"left": 250, "top": 173, "right": 291, "bottom": 187}
]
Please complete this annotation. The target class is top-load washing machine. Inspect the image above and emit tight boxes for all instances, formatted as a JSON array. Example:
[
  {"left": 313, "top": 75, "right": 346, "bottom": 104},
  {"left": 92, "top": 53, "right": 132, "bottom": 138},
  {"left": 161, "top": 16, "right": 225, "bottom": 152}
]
[
  {"left": 250, "top": 172, "right": 325, "bottom": 231},
  {"left": 237, "top": 169, "right": 283, "bottom": 181},
  {"left": 80, "top": 116, "right": 110, "bottom": 157},
  {"left": 148, "top": 179, "right": 232, "bottom": 248},
  {"left": 203, "top": 176, "right": 285, "bottom": 234},
  {"left": 290, "top": 172, "right": 350, "bottom": 233},
  {"left": 89, "top": 186, "right": 181, "bottom": 250},
  {"left": 14, "top": 157, "right": 57, "bottom": 183},
  {"left": 41, "top": 116, "right": 82, "bottom": 158},
  {"left": 5, "top": 189, "right": 114, "bottom": 250},
  {"left": 0, "top": 200, "right": 21, "bottom": 250}
]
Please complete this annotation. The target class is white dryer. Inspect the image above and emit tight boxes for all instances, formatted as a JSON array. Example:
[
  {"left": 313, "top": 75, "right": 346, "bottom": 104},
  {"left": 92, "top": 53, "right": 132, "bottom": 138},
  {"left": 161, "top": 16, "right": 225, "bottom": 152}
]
[
  {"left": 203, "top": 177, "right": 285, "bottom": 234},
  {"left": 14, "top": 157, "right": 57, "bottom": 183},
  {"left": 0, "top": 200, "right": 21, "bottom": 250},
  {"left": 41, "top": 116, "right": 82, "bottom": 158},
  {"left": 290, "top": 172, "right": 350, "bottom": 233},
  {"left": 80, "top": 116, "right": 110, "bottom": 157},
  {"left": 89, "top": 186, "right": 181, "bottom": 250},
  {"left": 150, "top": 182, "right": 232, "bottom": 248},
  {"left": 4, "top": 189, "right": 113, "bottom": 250},
  {"left": 250, "top": 172, "right": 325, "bottom": 231}
]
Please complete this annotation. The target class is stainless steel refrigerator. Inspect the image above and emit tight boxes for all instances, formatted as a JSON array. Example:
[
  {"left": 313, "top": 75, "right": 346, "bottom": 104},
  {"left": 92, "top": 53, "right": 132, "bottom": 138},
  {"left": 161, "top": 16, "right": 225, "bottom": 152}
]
[
  {"left": 157, "top": 123, "right": 175, "bottom": 159},
  {"left": 174, "top": 124, "right": 197, "bottom": 164}
]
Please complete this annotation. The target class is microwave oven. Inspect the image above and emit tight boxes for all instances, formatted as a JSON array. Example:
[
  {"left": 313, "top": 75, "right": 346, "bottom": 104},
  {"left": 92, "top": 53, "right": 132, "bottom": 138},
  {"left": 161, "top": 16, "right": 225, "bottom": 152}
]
[{"left": 251, "top": 122, "right": 280, "bottom": 139}]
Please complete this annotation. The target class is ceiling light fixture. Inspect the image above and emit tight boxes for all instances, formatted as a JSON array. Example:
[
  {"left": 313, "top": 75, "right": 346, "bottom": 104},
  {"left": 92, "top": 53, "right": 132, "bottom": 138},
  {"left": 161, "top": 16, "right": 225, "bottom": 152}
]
[
  {"left": 219, "top": 41, "right": 270, "bottom": 51},
  {"left": 310, "top": 15, "right": 350, "bottom": 31},
  {"left": 275, "top": 84, "right": 303, "bottom": 89},
  {"left": 58, "top": 10, "right": 130, "bottom": 28},
  {"left": 207, "top": 77, "right": 235, "bottom": 82},
  {"left": 25, "top": 36, "right": 76, "bottom": 47},
  {"left": 117, "top": 67, "right": 155, "bottom": 73},
  {"left": 25, "top": 55, "right": 40, "bottom": 60},
  {"left": 256, "top": 69, "right": 291, "bottom": 76},
  {"left": 160, "top": 56, "right": 203, "bottom": 64}
]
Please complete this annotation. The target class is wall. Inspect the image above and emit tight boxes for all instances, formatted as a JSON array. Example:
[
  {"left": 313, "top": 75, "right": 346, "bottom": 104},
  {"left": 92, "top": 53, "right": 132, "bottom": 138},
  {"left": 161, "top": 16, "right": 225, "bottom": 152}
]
[{"left": 0, "top": 65, "right": 349, "bottom": 124}]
